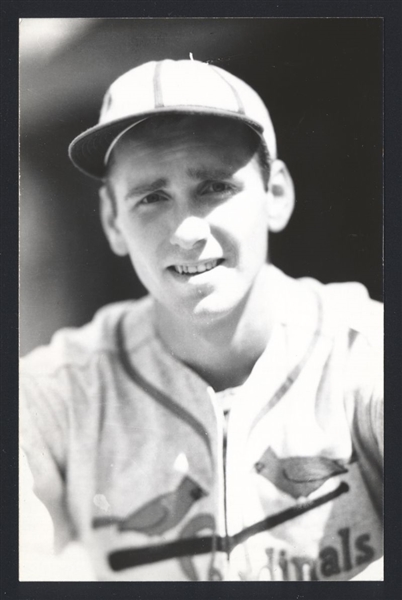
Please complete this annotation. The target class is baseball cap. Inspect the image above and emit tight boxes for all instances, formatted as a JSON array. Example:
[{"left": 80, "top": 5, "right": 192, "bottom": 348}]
[{"left": 68, "top": 59, "right": 277, "bottom": 180}]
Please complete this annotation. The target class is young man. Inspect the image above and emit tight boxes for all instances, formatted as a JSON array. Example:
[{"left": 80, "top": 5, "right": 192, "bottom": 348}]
[{"left": 20, "top": 59, "right": 383, "bottom": 581}]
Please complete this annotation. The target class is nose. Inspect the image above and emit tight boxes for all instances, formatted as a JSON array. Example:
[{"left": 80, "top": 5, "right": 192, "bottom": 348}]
[{"left": 169, "top": 216, "right": 210, "bottom": 250}]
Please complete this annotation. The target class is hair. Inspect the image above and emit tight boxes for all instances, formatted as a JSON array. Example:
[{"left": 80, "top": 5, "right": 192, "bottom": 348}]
[
  {"left": 256, "top": 141, "right": 271, "bottom": 191},
  {"left": 103, "top": 115, "right": 272, "bottom": 214}
]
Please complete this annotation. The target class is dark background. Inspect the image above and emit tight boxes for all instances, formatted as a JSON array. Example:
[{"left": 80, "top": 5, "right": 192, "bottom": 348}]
[{"left": 20, "top": 18, "right": 383, "bottom": 355}]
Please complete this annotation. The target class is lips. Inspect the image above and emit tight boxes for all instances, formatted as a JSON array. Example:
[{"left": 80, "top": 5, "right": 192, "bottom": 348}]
[{"left": 169, "top": 259, "right": 223, "bottom": 275}]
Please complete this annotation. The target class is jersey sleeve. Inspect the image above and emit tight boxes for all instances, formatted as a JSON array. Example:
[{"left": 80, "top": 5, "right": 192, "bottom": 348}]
[
  {"left": 316, "top": 280, "right": 384, "bottom": 466},
  {"left": 19, "top": 365, "right": 76, "bottom": 552},
  {"left": 350, "top": 298, "right": 383, "bottom": 459},
  {"left": 345, "top": 296, "right": 384, "bottom": 516},
  {"left": 307, "top": 278, "right": 384, "bottom": 515}
]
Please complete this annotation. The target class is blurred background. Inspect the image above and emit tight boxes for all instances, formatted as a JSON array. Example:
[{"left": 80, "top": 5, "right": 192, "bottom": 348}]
[{"left": 20, "top": 18, "right": 383, "bottom": 356}]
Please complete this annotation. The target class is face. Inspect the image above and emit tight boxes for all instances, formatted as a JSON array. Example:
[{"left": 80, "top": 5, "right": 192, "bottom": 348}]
[{"left": 101, "top": 117, "right": 286, "bottom": 326}]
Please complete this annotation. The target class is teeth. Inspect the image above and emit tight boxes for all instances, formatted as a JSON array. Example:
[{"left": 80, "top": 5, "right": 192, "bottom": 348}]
[{"left": 173, "top": 260, "right": 219, "bottom": 275}]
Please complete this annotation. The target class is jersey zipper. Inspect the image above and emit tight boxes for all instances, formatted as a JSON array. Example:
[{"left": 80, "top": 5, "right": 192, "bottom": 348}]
[
  {"left": 207, "top": 387, "right": 231, "bottom": 571},
  {"left": 222, "top": 416, "right": 230, "bottom": 557}
]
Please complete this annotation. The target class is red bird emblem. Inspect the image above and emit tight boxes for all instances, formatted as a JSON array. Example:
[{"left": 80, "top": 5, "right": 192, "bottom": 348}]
[{"left": 255, "top": 447, "right": 355, "bottom": 499}]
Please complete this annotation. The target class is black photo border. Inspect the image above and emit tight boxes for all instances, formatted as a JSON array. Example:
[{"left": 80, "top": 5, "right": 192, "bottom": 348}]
[{"left": 1, "top": 2, "right": 401, "bottom": 600}]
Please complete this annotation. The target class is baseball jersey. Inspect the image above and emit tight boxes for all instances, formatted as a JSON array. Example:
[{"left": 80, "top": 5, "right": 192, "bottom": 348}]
[{"left": 20, "top": 265, "right": 383, "bottom": 581}]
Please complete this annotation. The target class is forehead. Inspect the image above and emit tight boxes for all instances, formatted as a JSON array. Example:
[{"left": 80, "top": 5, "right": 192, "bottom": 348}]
[{"left": 106, "top": 115, "right": 261, "bottom": 178}]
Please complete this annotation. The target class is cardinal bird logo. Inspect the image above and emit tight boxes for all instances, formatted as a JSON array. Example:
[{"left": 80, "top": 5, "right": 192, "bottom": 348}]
[
  {"left": 92, "top": 476, "right": 207, "bottom": 536},
  {"left": 255, "top": 447, "right": 356, "bottom": 499}
]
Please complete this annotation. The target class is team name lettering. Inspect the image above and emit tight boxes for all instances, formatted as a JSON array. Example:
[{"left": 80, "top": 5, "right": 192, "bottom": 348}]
[{"left": 258, "top": 528, "right": 375, "bottom": 580}]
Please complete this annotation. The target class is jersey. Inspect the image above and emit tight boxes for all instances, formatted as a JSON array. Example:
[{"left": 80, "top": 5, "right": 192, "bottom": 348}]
[{"left": 19, "top": 265, "right": 383, "bottom": 581}]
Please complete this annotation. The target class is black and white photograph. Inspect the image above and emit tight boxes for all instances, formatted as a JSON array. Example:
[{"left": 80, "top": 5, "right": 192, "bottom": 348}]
[{"left": 19, "top": 17, "right": 383, "bottom": 582}]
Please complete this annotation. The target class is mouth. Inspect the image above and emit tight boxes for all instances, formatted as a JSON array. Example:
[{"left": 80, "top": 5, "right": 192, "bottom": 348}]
[{"left": 168, "top": 259, "right": 224, "bottom": 277}]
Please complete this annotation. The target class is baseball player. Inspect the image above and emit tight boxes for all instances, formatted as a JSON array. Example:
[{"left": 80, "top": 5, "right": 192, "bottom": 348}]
[{"left": 20, "top": 59, "right": 383, "bottom": 581}]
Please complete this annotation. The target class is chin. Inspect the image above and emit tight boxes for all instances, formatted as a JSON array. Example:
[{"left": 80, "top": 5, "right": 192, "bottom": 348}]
[{"left": 185, "top": 292, "right": 246, "bottom": 325}]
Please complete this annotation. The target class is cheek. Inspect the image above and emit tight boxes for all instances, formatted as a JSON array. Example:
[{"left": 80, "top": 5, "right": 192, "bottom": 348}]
[
  {"left": 119, "top": 215, "right": 166, "bottom": 269},
  {"left": 213, "top": 193, "right": 269, "bottom": 243}
]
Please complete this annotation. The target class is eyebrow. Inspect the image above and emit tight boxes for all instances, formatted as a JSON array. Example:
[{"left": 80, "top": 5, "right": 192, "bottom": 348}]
[
  {"left": 186, "top": 167, "right": 237, "bottom": 181},
  {"left": 124, "top": 167, "right": 238, "bottom": 200},
  {"left": 125, "top": 178, "right": 168, "bottom": 199}
]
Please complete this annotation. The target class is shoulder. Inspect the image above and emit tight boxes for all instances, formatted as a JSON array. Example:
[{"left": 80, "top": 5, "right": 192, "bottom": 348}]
[
  {"left": 289, "top": 273, "right": 383, "bottom": 447},
  {"left": 269, "top": 267, "right": 383, "bottom": 401},
  {"left": 269, "top": 265, "right": 382, "bottom": 346},
  {"left": 20, "top": 296, "right": 154, "bottom": 379},
  {"left": 300, "top": 275, "right": 383, "bottom": 346}
]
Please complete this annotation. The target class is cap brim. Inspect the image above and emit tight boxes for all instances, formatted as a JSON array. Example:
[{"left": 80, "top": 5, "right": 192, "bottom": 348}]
[{"left": 68, "top": 107, "right": 265, "bottom": 180}]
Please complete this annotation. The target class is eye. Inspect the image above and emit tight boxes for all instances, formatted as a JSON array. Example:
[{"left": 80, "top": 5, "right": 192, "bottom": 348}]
[
  {"left": 201, "top": 181, "right": 234, "bottom": 196},
  {"left": 139, "top": 192, "right": 166, "bottom": 206}
]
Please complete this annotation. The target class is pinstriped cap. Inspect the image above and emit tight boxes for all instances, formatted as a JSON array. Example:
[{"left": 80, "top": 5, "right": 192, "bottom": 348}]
[{"left": 68, "top": 59, "right": 277, "bottom": 180}]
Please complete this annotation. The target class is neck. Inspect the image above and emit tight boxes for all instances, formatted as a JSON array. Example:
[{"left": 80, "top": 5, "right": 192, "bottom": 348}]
[{"left": 154, "top": 266, "right": 274, "bottom": 391}]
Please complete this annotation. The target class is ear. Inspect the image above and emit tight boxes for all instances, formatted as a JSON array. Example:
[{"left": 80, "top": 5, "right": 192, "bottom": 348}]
[
  {"left": 266, "top": 160, "right": 295, "bottom": 233},
  {"left": 99, "top": 185, "right": 129, "bottom": 256}
]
